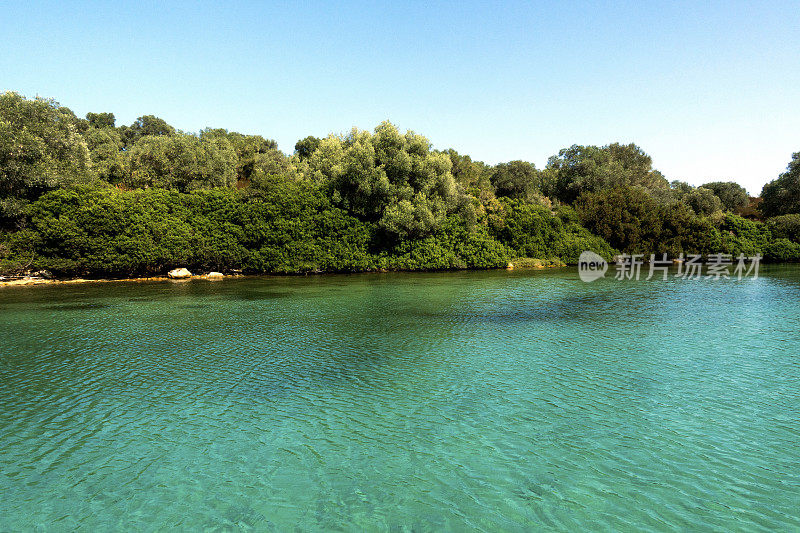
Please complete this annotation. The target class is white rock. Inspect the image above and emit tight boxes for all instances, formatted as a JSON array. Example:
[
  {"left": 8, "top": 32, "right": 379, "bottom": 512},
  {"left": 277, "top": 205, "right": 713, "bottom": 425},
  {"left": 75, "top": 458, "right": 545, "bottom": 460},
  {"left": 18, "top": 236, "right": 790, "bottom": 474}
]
[
  {"left": 206, "top": 272, "right": 224, "bottom": 280},
  {"left": 168, "top": 267, "right": 192, "bottom": 279}
]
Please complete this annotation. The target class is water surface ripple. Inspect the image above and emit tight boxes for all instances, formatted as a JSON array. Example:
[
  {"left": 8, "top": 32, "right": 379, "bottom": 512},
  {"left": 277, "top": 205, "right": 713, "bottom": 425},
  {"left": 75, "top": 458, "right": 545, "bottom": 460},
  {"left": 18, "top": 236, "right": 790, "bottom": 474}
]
[{"left": 1, "top": 268, "right": 799, "bottom": 530}]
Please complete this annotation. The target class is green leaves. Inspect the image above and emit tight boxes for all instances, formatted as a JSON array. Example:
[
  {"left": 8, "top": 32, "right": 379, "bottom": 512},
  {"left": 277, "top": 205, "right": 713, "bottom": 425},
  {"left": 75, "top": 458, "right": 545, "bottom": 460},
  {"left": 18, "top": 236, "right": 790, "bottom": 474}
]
[
  {"left": 0, "top": 92, "right": 92, "bottom": 227},
  {"left": 490, "top": 160, "right": 541, "bottom": 201},
  {"left": 127, "top": 134, "right": 237, "bottom": 191},
  {"left": 493, "top": 199, "right": 615, "bottom": 263},
  {"left": 766, "top": 214, "right": 800, "bottom": 242},
  {"left": 702, "top": 181, "right": 749, "bottom": 212},
  {"left": 119, "top": 115, "right": 175, "bottom": 146},
  {"left": 761, "top": 152, "right": 800, "bottom": 217},
  {"left": 4, "top": 91, "right": 800, "bottom": 274},
  {"left": 684, "top": 187, "right": 723, "bottom": 217},
  {"left": 545, "top": 143, "right": 668, "bottom": 204},
  {"left": 304, "top": 122, "right": 465, "bottom": 241}
]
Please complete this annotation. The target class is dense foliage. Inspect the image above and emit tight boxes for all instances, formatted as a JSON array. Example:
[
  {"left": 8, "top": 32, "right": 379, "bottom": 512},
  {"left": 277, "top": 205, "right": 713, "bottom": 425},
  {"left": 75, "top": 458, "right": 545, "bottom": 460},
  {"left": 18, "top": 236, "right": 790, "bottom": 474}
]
[
  {"left": 543, "top": 143, "right": 669, "bottom": 204},
  {"left": 761, "top": 153, "right": 800, "bottom": 217},
  {"left": 1, "top": 91, "right": 799, "bottom": 277},
  {"left": 702, "top": 181, "right": 749, "bottom": 212},
  {"left": 0, "top": 92, "right": 93, "bottom": 227}
]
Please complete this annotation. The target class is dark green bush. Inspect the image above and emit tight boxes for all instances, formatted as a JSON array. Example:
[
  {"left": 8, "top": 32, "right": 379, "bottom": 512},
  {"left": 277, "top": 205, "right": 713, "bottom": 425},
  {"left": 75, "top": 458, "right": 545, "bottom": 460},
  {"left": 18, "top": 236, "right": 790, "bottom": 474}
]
[
  {"left": 766, "top": 214, "right": 800, "bottom": 243},
  {"left": 764, "top": 239, "right": 800, "bottom": 262},
  {"left": 492, "top": 200, "right": 615, "bottom": 263}
]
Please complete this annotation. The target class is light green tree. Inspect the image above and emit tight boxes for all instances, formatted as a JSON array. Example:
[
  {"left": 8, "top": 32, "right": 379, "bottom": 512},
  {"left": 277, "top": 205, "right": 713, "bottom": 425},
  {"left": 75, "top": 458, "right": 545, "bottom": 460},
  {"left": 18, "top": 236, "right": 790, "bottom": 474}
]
[
  {"left": 306, "top": 121, "right": 468, "bottom": 239},
  {"left": 127, "top": 133, "right": 237, "bottom": 191},
  {"left": 86, "top": 112, "right": 116, "bottom": 128},
  {"left": 0, "top": 91, "right": 92, "bottom": 227},
  {"left": 83, "top": 127, "right": 128, "bottom": 184},
  {"left": 200, "top": 129, "right": 281, "bottom": 185}
]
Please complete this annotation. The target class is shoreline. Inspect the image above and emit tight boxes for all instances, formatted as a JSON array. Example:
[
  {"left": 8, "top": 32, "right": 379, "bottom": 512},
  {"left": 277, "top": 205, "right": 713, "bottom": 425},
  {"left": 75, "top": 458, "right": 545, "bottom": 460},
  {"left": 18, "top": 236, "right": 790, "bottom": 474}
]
[
  {"left": 0, "top": 262, "right": 571, "bottom": 288},
  {"left": 0, "top": 275, "right": 182, "bottom": 288},
  {"left": 0, "top": 271, "right": 271, "bottom": 288},
  {"left": 3, "top": 259, "right": 794, "bottom": 288}
]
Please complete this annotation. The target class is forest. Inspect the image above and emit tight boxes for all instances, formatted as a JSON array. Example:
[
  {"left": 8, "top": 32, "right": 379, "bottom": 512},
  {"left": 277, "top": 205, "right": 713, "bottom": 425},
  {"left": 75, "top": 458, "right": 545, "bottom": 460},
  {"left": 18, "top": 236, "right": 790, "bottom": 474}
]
[{"left": 1, "top": 91, "right": 799, "bottom": 277}]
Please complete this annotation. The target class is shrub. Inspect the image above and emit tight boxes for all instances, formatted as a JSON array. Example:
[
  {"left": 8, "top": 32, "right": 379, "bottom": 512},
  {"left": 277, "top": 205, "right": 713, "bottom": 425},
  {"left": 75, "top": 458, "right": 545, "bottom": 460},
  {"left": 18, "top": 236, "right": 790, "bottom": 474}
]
[
  {"left": 764, "top": 239, "right": 800, "bottom": 262},
  {"left": 766, "top": 214, "right": 800, "bottom": 243}
]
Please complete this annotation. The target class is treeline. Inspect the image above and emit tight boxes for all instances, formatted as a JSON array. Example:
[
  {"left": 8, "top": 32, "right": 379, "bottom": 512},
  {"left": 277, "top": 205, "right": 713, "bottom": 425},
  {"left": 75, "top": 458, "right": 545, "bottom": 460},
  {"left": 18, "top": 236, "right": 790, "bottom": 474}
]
[{"left": 1, "top": 91, "right": 799, "bottom": 277}]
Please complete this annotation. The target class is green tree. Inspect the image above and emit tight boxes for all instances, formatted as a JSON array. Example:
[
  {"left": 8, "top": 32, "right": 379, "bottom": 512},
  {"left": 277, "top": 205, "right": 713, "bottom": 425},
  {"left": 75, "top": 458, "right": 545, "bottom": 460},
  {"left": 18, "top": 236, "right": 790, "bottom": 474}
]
[
  {"left": 576, "top": 186, "right": 665, "bottom": 253},
  {"left": 490, "top": 160, "right": 542, "bottom": 201},
  {"left": 248, "top": 150, "right": 299, "bottom": 190},
  {"left": 761, "top": 152, "right": 800, "bottom": 217},
  {"left": 766, "top": 214, "right": 800, "bottom": 242},
  {"left": 83, "top": 127, "right": 128, "bottom": 183},
  {"left": 702, "top": 181, "right": 749, "bottom": 212},
  {"left": 544, "top": 143, "right": 668, "bottom": 204},
  {"left": 294, "top": 136, "right": 321, "bottom": 160},
  {"left": 443, "top": 149, "right": 492, "bottom": 191},
  {"left": 671, "top": 180, "right": 694, "bottom": 196},
  {"left": 120, "top": 115, "right": 175, "bottom": 147},
  {"left": 200, "top": 128, "right": 281, "bottom": 184},
  {"left": 576, "top": 185, "right": 749, "bottom": 257},
  {"left": 306, "top": 122, "right": 468, "bottom": 240},
  {"left": 684, "top": 186, "right": 723, "bottom": 216},
  {"left": 86, "top": 112, "right": 116, "bottom": 128},
  {"left": 764, "top": 238, "right": 800, "bottom": 262},
  {"left": 127, "top": 133, "right": 237, "bottom": 191},
  {"left": 0, "top": 92, "right": 92, "bottom": 227},
  {"left": 491, "top": 199, "right": 614, "bottom": 262}
]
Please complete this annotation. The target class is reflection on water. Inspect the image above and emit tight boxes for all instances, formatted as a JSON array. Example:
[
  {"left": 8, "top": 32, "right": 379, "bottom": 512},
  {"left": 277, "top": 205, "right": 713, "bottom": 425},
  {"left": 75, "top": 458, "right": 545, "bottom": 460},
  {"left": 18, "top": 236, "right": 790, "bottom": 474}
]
[{"left": 1, "top": 267, "right": 799, "bottom": 530}]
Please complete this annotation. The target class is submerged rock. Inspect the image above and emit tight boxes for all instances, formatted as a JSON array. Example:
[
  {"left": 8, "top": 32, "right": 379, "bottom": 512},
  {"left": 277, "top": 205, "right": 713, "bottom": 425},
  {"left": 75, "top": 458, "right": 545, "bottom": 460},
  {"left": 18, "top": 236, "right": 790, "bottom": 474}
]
[{"left": 168, "top": 267, "right": 192, "bottom": 279}]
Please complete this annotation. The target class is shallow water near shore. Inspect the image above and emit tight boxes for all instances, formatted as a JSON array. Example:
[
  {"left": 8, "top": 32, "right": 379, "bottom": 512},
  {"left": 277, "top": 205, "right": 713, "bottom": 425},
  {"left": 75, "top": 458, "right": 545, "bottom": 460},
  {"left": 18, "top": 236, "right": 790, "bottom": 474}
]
[{"left": 1, "top": 266, "right": 799, "bottom": 530}]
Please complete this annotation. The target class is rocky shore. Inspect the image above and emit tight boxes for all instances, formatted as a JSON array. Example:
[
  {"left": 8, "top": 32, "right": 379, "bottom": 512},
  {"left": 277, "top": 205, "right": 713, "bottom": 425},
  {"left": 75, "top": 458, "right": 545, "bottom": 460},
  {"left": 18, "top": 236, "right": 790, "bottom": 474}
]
[
  {"left": 0, "top": 258, "right": 572, "bottom": 288},
  {"left": 0, "top": 268, "right": 227, "bottom": 288}
]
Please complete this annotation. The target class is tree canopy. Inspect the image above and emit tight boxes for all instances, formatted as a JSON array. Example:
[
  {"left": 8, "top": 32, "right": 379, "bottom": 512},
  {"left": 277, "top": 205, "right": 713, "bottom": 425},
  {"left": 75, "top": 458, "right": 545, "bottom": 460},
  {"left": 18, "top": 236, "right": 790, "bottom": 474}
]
[
  {"left": 702, "top": 181, "right": 749, "bottom": 212},
  {"left": 2, "top": 91, "right": 799, "bottom": 275},
  {"left": 761, "top": 152, "right": 800, "bottom": 217},
  {"left": 684, "top": 187, "right": 723, "bottom": 217},
  {"left": 127, "top": 133, "right": 237, "bottom": 192},
  {"left": 544, "top": 143, "right": 668, "bottom": 204},
  {"left": 304, "top": 122, "right": 469, "bottom": 240},
  {"left": 490, "top": 160, "right": 542, "bottom": 202},
  {"left": 120, "top": 115, "right": 175, "bottom": 146},
  {"left": 0, "top": 92, "right": 92, "bottom": 227}
]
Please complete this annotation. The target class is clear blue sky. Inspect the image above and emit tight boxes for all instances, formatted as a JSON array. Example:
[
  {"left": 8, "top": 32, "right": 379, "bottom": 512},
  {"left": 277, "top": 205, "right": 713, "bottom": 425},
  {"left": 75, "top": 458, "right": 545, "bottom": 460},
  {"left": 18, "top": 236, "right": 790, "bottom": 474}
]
[{"left": 2, "top": 1, "right": 798, "bottom": 194}]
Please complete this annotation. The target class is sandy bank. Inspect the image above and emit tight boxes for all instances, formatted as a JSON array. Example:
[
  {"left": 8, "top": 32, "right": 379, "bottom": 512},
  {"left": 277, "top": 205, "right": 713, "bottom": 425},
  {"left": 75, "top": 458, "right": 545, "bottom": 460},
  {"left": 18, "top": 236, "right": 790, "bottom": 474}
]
[{"left": 0, "top": 275, "right": 227, "bottom": 288}]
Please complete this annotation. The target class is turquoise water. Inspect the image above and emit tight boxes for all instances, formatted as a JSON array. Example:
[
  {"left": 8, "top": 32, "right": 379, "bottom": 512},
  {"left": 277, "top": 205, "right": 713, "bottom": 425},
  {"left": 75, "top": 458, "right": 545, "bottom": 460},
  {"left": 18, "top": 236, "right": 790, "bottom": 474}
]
[{"left": 1, "top": 268, "right": 799, "bottom": 531}]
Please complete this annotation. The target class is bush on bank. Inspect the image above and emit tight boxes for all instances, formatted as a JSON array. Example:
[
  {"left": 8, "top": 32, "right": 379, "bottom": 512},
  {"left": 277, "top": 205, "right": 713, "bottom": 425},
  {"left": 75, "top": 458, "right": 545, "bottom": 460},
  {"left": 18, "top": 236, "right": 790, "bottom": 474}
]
[{"left": 2, "top": 91, "right": 800, "bottom": 277}]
